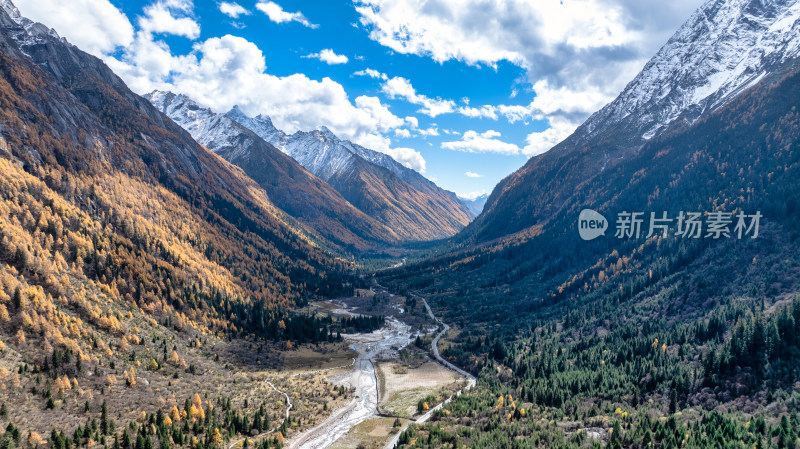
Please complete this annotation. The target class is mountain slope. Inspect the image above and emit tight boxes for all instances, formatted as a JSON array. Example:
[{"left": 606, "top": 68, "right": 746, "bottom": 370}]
[
  {"left": 379, "top": 6, "right": 800, "bottom": 445},
  {"left": 383, "top": 57, "right": 800, "bottom": 445},
  {"left": 0, "top": 2, "right": 370, "bottom": 442},
  {"left": 227, "top": 108, "right": 475, "bottom": 241},
  {"left": 470, "top": 0, "right": 800, "bottom": 243},
  {"left": 146, "top": 91, "right": 400, "bottom": 254},
  {"left": 0, "top": 0, "right": 353, "bottom": 350}
]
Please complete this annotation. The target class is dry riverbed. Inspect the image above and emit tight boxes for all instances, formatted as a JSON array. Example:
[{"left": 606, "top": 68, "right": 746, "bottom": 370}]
[
  {"left": 283, "top": 284, "right": 473, "bottom": 449},
  {"left": 286, "top": 319, "right": 414, "bottom": 448}
]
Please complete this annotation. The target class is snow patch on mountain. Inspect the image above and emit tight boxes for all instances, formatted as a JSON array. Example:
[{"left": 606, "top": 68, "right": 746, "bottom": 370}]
[
  {"left": 459, "top": 194, "right": 489, "bottom": 216},
  {"left": 0, "top": 0, "right": 64, "bottom": 48}
]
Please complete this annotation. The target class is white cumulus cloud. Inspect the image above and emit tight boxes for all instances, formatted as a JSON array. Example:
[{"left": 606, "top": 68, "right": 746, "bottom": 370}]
[
  {"left": 354, "top": 134, "right": 426, "bottom": 172},
  {"left": 353, "top": 68, "right": 388, "bottom": 80},
  {"left": 465, "top": 171, "right": 482, "bottom": 178},
  {"left": 219, "top": 2, "right": 250, "bottom": 19},
  {"left": 442, "top": 130, "right": 523, "bottom": 155},
  {"left": 417, "top": 127, "right": 439, "bottom": 137},
  {"left": 458, "top": 105, "right": 498, "bottom": 120},
  {"left": 304, "top": 49, "right": 349, "bottom": 65},
  {"left": 255, "top": 1, "right": 316, "bottom": 28},
  {"left": 381, "top": 76, "right": 455, "bottom": 117},
  {"left": 522, "top": 116, "right": 578, "bottom": 156},
  {"left": 139, "top": 0, "right": 200, "bottom": 39}
]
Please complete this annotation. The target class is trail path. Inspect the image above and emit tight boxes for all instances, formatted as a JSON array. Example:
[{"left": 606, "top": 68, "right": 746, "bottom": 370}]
[{"left": 227, "top": 380, "right": 292, "bottom": 449}]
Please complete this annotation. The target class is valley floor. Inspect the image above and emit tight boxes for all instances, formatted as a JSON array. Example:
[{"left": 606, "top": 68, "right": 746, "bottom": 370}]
[{"left": 285, "top": 283, "right": 474, "bottom": 449}]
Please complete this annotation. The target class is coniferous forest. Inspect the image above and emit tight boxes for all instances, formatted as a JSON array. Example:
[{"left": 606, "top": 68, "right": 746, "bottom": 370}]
[{"left": 377, "top": 63, "right": 800, "bottom": 448}]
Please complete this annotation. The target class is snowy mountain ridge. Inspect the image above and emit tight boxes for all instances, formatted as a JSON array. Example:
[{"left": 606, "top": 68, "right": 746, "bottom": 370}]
[
  {"left": 147, "top": 91, "right": 475, "bottom": 241},
  {"left": 0, "top": 0, "right": 65, "bottom": 49},
  {"left": 577, "top": 0, "right": 800, "bottom": 145},
  {"left": 226, "top": 107, "right": 419, "bottom": 184},
  {"left": 146, "top": 91, "right": 257, "bottom": 161}
]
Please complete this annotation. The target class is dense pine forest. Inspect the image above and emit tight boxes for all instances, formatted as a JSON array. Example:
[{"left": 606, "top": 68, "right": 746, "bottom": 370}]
[{"left": 379, "top": 67, "right": 800, "bottom": 448}]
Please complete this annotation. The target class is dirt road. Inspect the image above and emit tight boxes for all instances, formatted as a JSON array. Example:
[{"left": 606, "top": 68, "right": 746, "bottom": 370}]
[{"left": 382, "top": 294, "right": 477, "bottom": 449}]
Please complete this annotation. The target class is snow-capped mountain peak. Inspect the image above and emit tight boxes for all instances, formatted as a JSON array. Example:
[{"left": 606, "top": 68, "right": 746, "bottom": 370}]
[
  {"left": 317, "top": 126, "right": 339, "bottom": 141},
  {"left": 148, "top": 91, "right": 473, "bottom": 240},
  {"left": 0, "top": 0, "right": 23, "bottom": 23},
  {"left": 576, "top": 0, "right": 800, "bottom": 146},
  {"left": 146, "top": 91, "right": 257, "bottom": 161},
  {"left": 1, "top": 0, "right": 64, "bottom": 48},
  {"left": 225, "top": 109, "right": 423, "bottom": 184},
  {"left": 226, "top": 106, "right": 287, "bottom": 150}
]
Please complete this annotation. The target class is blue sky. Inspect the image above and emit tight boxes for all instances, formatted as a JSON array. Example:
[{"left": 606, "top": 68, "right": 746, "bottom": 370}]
[{"left": 13, "top": 0, "right": 702, "bottom": 198}]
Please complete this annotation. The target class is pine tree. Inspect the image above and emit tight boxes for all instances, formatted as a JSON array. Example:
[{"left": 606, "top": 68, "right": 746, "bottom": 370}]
[{"left": 669, "top": 388, "right": 678, "bottom": 414}]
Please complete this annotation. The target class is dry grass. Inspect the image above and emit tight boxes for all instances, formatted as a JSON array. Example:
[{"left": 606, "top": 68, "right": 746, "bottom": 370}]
[
  {"left": 281, "top": 344, "right": 357, "bottom": 371},
  {"left": 376, "top": 360, "right": 462, "bottom": 418},
  {"left": 328, "top": 417, "right": 407, "bottom": 449}
]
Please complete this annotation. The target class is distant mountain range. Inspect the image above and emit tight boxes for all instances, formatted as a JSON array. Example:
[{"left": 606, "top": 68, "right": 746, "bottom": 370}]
[
  {"left": 147, "top": 91, "right": 474, "bottom": 245},
  {"left": 145, "top": 91, "right": 401, "bottom": 254},
  {"left": 225, "top": 106, "right": 475, "bottom": 241},
  {"left": 458, "top": 194, "right": 488, "bottom": 216}
]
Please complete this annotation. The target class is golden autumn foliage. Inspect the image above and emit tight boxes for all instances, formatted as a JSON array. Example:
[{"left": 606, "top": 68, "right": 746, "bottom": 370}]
[
  {"left": 148, "top": 358, "right": 160, "bottom": 371},
  {"left": 170, "top": 406, "right": 182, "bottom": 422},
  {"left": 27, "top": 432, "right": 44, "bottom": 446},
  {"left": 210, "top": 428, "right": 223, "bottom": 448},
  {"left": 192, "top": 393, "right": 203, "bottom": 409},
  {"left": 189, "top": 404, "right": 205, "bottom": 421},
  {"left": 124, "top": 367, "right": 136, "bottom": 387}
]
